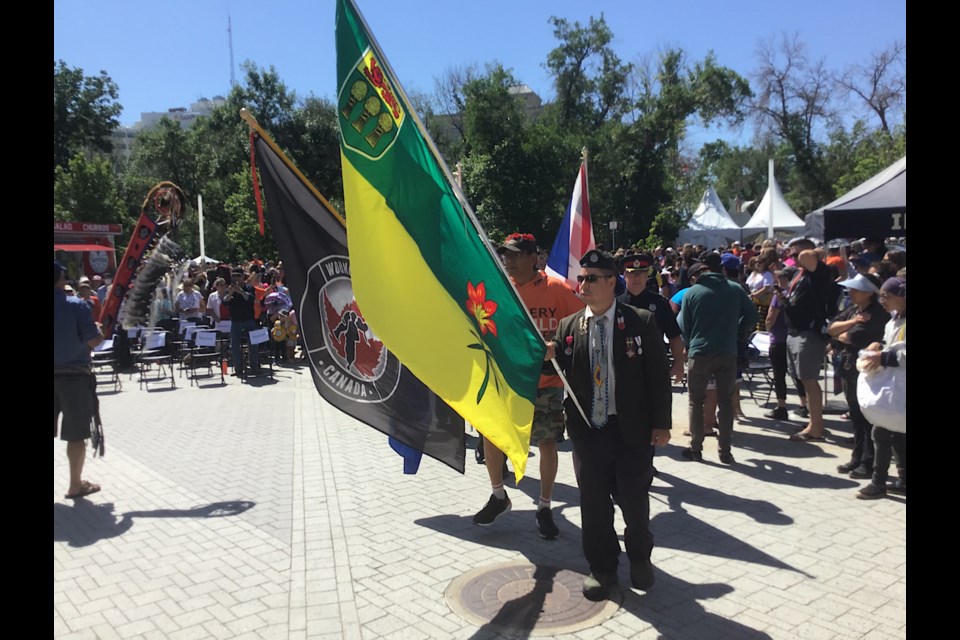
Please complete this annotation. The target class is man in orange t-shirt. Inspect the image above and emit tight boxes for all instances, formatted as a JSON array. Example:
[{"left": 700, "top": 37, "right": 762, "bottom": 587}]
[{"left": 472, "top": 232, "right": 584, "bottom": 541}]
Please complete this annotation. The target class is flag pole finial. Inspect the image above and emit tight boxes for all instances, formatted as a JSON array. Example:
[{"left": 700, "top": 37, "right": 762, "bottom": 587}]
[
  {"left": 240, "top": 108, "right": 259, "bottom": 127},
  {"left": 581, "top": 147, "right": 588, "bottom": 162}
]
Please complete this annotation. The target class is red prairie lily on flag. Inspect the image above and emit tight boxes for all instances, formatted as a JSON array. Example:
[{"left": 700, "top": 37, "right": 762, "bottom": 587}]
[{"left": 466, "top": 281, "right": 498, "bottom": 338}]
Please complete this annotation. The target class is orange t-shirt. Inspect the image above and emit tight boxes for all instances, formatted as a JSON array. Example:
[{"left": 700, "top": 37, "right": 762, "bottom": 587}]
[
  {"left": 254, "top": 284, "right": 270, "bottom": 320},
  {"left": 514, "top": 271, "right": 585, "bottom": 388},
  {"left": 825, "top": 255, "right": 845, "bottom": 270}
]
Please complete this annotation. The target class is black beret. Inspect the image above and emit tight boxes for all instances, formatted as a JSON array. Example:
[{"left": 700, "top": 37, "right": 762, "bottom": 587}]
[{"left": 579, "top": 249, "right": 617, "bottom": 271}]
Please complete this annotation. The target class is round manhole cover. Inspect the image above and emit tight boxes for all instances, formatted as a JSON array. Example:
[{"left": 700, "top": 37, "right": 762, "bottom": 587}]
[{"left": 445, "top": 561, "right": 621, "bottom": 635}]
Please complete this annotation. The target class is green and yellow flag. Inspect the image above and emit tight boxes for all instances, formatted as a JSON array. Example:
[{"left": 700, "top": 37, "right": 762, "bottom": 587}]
[{"left": 335, "top": 0, "right": 545, "bottom": 479}]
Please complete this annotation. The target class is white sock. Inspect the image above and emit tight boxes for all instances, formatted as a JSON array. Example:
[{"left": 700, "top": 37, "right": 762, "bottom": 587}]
[
  {"left": 492, "top": 485, "right": 506, "bottom": 500},
  {"left": 538, "top": 498, "right": 551, "bottom": 511}
]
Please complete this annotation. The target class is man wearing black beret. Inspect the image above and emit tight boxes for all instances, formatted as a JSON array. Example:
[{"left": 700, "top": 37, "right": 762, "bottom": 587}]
[{"left": 548, "top": 250, "right": 672, "bottom": 601}]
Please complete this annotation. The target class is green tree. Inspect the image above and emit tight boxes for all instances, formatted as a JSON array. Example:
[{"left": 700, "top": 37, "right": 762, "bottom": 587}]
[
  {"left": 54, "top": 152, "right": 125, "bottom": 223},
  {"left": 545, "top": 15, "right": 633, "bottom": 133},
  {"left": 54, "top": 60, "right": 122, "bottom": 175},
  {"left": 826, "top": 119, "right": 906, "bottom": 195},
  {"left": 127, "top": 117, "right": 198, "bottom": 194},
  {"left": 224, "top": 170, "right": 277, "bottom": 261},
  {"left": 606, "top": 49, "right": 751, "bottom": 244},
  {"left": 455, "top": 65, "right": 579, "bottom": 241}
]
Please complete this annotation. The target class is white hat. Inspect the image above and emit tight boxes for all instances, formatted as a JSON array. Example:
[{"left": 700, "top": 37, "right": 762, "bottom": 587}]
[{"left": 837, "top": 273, "right": 880, "bottom": 294}]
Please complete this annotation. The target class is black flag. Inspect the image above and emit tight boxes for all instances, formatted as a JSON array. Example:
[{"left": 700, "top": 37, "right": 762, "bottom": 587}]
[{"left": 252, "top": 132, "right": 465, "bottom": 473}]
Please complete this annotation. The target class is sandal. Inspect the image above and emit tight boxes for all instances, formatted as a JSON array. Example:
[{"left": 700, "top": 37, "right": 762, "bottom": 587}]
[
  {"left": 65, "top": 480, "right": 101, "bottom": 500},
  {"left": 788, "top": 432, "right": 825, "bottom": 442}
]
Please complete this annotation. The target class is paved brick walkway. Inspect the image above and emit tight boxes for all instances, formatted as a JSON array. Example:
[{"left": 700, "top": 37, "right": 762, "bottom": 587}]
[{"left": 54, "top": 363, "right": 906, "bottom": 639}]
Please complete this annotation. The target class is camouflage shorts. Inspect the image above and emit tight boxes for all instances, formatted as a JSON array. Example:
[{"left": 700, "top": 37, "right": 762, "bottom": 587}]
[{"left": 531, "top": 386, "right": 565, "bottom": 446}]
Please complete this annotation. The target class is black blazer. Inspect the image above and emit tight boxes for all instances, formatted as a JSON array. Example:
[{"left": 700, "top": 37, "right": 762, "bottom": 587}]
[{"left": 554, "top": 302, "right": 672, "bottom": 446}]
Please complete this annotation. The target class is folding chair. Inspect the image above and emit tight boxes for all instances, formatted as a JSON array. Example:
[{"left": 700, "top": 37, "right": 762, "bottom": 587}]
[
  {"left": 137, "top": 330, "right": 176, "bottom": 389},
  {"left": 92, "top": 339, "right": 122, "bottom": 392},
  {"left": 184, "top": 329, "right": 225, "bottom": 386},
  {"left": 743, "top": 331, "right": 775, "bottom": 406}
]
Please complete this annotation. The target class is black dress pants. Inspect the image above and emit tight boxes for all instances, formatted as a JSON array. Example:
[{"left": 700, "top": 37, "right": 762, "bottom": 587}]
[
  {"left": 841, "top": 372, "right": 875, "bottom": 471},
  {"left": 572, "top": 418, "right": 654, "bottom": 577}
]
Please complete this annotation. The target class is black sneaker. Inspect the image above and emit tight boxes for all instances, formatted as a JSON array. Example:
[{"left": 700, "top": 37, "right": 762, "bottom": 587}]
[
  {"left": 857, "top": 483, "right": 887, "bottom": 500},
  {"left": 837, "top": 462, "right": 859, "bottom": 474},
  {"left": 764, "top": 407, "right": 789, "bottom": 420},
  {"left": 474, "top": 445, "right": 485, "bottom": 464},
  {"left": 536, "top": 508, "right": 559, "bottom": 540},
  {"left": 473, "top": 493, "right": 511, "bottom": 526},
  {"left": 582, "top": 573, "right": 617, "bottom": 601},
  {"left": 718, "top": 451, "right": 735, "bottom": 465},
  {"left": 793, "top": 407, "right": 809, "bottom": 419},
  {"left": 887, "top": 479, "right": 906, "bottom": 495},
  {"left": 630, "top": 559, "right": 655, "bottom": 590},
  {"left": 849, "top": 466, "right": 872, "bottom": 479},
  {"left": 680, "top": 448, "right": 703, "bottom": 462}
]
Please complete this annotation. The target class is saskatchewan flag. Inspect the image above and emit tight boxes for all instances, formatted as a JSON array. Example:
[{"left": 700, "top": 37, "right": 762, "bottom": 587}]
[
  {"left": 335, "top": 0, "right": 545, "bottom": 479},
  {"left": 249, "top": 124, "right": 465, "bottom": 474}
]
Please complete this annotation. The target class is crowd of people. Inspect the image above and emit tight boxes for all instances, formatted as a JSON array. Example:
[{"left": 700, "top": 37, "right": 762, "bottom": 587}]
[
  {"left": 55, "top": 232, "right": 906, "bottom": 603},
  {"left": 469, "top": 232, "right": 906, "bottom": 601},
  {"left": 600, "top": 235, "right": 906, "bottom": 500},
  {"left": 60, "top": 256, "right": 303, "bottom": 377}
]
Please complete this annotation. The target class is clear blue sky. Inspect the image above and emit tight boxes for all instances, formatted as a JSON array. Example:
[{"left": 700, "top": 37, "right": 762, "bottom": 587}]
[{"left": 55, "top": 0, "right": 906, "bottom": 142}]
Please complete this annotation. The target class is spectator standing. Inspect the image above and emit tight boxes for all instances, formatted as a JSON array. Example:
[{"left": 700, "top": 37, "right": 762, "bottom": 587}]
[
  {"left": 764, "top": 267, "right": 807, "bottom": 421},
  {"left": 54, "top": 261, "right": 104, "bottom": 499},
  {"left": 222, "top": 269, "right": 260, "bottom": 376},
  {"left": 783, "top": 239, "right": 835, "bottom": 442},
  {"left": 680, "top": 252, "right": 758, "bottom": 464},
  {"left": 855, "top": 277, "right": 906, "bottom": 498},
  {"left": 827, "top": 274, "right": 889, "bottom": 477}
]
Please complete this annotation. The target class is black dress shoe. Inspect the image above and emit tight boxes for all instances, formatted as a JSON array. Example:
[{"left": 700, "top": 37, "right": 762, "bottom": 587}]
[
  {"left": 886, "top": 478, "right": 906, "bottom": 495},
  {"left": 837, "top": 462, "right": 859, "bottom": 474},
  {"left": 764, "top": 407, "right": 789, "bottom": 420},
  {"left": 849, "top": 466, "right": 873, "bottom": 479},
  {"left": 681, "top": 448, "right": 703, "bottom": 462},
  {"left": 583, "top": 572, "right": 618, "bottom": 601},
  {"left": 630, "top": 560, "right": 655, "bottom": 590}
]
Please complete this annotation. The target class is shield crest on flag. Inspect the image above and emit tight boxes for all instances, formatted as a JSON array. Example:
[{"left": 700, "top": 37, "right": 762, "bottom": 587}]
[{"left": 337, "top": 48, "right": 404, "bottom": 160}]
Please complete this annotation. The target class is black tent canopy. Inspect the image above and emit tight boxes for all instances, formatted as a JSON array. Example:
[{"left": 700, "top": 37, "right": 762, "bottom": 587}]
[{"left": 804, "top": 156, "right": 906, "bottom": 240}]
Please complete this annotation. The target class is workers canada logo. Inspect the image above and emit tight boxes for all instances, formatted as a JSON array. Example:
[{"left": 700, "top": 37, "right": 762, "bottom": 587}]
[
  {"left": 300, "top": 255, "right": 400, "bottom": 403},
  {"left": 338, "top": 48, "right": 405, "bottom": 160}
]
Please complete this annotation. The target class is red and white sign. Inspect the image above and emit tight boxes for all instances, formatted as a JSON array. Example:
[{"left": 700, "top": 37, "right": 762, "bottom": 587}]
[{"left": 53, "top": 221, "right": 123, "bottom": 235}]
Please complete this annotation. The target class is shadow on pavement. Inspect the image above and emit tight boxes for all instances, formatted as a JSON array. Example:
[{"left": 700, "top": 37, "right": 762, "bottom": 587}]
[
  {"left": 53, "top": 500, "right": 255, "bottom": 548},
  {"left": 733, "top": 458, "right": 860, "bottom": 490},
  {"left": 419, "top": 509, "right": 774, "bottom": 640},
  {"left": 619, "top": 569, "right": 773, "bottom": 639},
  {"left": 651, "top": 470, "right": 793, "bottom": 525},
  {"left": 465, "top": 565, "right": 561, "bottom": 640},
  {"left": 725, "top": 430, "right": 840, "bottom": 459}
]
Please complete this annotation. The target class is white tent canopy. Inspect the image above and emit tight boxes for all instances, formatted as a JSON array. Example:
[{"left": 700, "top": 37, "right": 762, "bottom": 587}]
[
  {"left": 739, "top": 168, "right": 805, "bottom": 240},
  {"left": 678, "top": 186, "right": 742, "bottom": 248},
  {"left": 191, "top": 255, "right": 220, "bottom": 265}
]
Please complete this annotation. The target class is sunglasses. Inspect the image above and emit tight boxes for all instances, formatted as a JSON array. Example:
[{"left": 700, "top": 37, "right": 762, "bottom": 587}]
[{"left": 576, "top": 274, "right": 612, "bottom": 284}]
